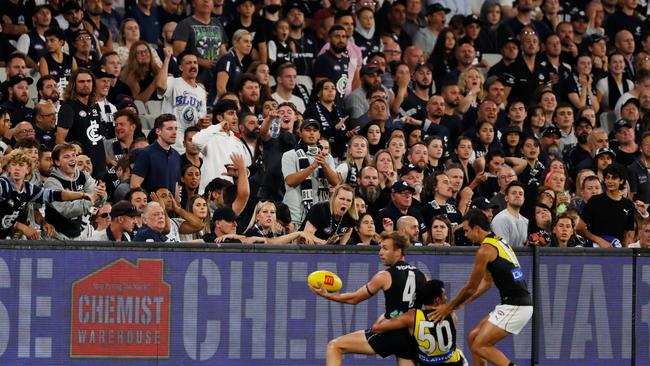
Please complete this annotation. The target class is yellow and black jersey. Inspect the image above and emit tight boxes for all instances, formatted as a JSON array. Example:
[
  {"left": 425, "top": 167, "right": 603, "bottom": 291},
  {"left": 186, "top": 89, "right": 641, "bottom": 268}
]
[
  {"left": 413, "top": 309, "right": 462, "bottom": 365},
  {"left": 482, "top": 234, "right": 532, "bottom": 306}
]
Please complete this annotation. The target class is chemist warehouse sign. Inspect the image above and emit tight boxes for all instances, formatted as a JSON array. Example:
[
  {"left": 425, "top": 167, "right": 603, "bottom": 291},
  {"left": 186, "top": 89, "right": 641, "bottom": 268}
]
[{"left": 0, "top": 248, "right": 646, "bottom": 365}]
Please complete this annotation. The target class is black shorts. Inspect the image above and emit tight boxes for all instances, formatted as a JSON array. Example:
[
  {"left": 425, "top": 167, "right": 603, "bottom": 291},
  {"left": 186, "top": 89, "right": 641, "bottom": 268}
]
[{"left": 365, "top": 328, "right": 416, "bottom": 360}]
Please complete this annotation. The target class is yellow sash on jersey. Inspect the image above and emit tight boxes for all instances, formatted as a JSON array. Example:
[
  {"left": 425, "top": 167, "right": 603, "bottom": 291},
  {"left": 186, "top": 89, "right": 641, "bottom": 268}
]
[
  {"left": 414, "top": 310, "right": 461, "bottom": 364},
  {"left": 483, "top": 236, "right": 521, "bottom": 268}
]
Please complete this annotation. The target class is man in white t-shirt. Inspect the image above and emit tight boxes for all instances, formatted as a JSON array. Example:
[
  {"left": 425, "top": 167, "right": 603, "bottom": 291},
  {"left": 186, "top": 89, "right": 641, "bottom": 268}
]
[{"left": 156, "top": 48, "right": 207, "bottom": 153}]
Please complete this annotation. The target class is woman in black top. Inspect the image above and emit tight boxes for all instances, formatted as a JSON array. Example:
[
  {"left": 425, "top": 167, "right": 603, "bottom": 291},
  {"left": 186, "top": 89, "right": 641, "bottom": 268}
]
[
  {"left": 303, "top": 79, "right": 348, "bottom": 159},
  {"left": 303, "top": 184, "right": 358, "bottom": 243},
  {"left": 120, "top": 40, "right": 160, "bottom": 102},
  {"left": 243, "top": 201, "right": 325, "bottom": 244},
  {"left": 342, "top": 213, "right": 380, "bottom": 245},
  {"left": 428, "top": 28, "right": 456, "bottom": 90},
  {"left": 216, "top": 29, "right": 253, "bottom": 98}
]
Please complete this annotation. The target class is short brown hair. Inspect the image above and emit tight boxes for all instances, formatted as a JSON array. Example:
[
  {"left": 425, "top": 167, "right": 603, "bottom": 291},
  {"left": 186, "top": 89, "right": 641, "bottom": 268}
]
[
  {"left": 51, "top": 143, "right": 77, "bottom": 163},
  {"left": 380, "top": 231, "right": 410, "bottom": 255}
]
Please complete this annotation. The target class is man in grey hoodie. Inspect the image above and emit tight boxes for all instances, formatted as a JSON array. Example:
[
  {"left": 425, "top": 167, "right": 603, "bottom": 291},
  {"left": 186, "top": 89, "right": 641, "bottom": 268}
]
[{"left": 44, "top": 143, "right": 107, "bottom": 240}]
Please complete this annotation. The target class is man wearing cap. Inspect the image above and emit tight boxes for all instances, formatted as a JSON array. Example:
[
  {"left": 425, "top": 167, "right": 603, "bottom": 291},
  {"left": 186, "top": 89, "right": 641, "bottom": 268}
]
[
  {"left": 1, "top": 75, "right": 34, "bottom": 126},
  {"left": 344, "top": 64, "right": 384, "bottom": 120},
  {"left": 594, "top": 146, "right": 616, "bottom": 181},
  {"left": 156, "top": 49, "right": 207, "bottom": 153},
  {"left": 72, "top": 29, "right": 99, "bottom": 69},
  {"left": 16, "top": 5, "right": 52, "bottom": 62},
  {"left": 63, "top": 1, "right": 100, "bottom": 57},
  {"left": 612, "top": 119, "right": 640, "bottom": 166},
  {"left": 539, "top": 126, "right": 562, "bottom": 166},
  {"left": 413, "top": 3, "right": 449, "bottom": 57},
  {"left": 192, "top": 100, "right": 251, "bottom": 192},
  {"left": 282, "top": 119, "right": 339, "bottom": 227},
  {"left": 91, "top": 200, "right": 138, "bottom": 241},
  {"left": 586, "top": 33, "right": 608, "bottom": 79},
  {"left": 471, "top": 196, "right": 499, "bottom": 222},
  {"left": 618, "top": 98, "right": 641, "bottom": 137},
  {"left": 93, "top": 66, "right": 117, "bottom": 140},
  {"left": 286, "top": 2, "right": 317, "bottom": 76},
  {"left": 614, "top": 69, "right": 650, "bottom": 120},
  {"left": 488, "top": 37, "right": 519, "bottom": 78},
  {"left": 399, "top": 163, "right": 424, "bottom": 203},
  {"left": 566, "top": 117, "right": 594, "bottom": 174},
  {"left": 375, "top": 180, "right": 426, "bottom": 235}
]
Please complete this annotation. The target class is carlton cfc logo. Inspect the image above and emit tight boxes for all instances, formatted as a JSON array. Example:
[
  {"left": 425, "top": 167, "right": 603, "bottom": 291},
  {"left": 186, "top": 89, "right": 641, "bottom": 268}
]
[{"left": 70, "top": 259, "right": 171, "bottom": 358}]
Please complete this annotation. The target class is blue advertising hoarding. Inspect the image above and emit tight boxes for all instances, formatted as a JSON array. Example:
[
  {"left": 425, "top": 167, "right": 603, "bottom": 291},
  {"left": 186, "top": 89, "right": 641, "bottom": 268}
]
[{"left": 0, "top": 246, "right": 641, "bottom": 365}]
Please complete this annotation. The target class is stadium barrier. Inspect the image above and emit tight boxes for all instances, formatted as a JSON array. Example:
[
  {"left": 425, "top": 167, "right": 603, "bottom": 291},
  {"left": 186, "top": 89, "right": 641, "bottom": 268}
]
[{"left": 0, "top": 241, "right": 645, "bottom": 365}]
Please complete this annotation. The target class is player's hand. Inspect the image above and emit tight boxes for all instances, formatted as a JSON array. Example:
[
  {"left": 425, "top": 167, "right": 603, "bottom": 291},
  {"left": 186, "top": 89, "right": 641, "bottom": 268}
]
[
  {"left": 429, "top": 303, "right": 453, "bottom": 322},
  {"left": 308, "top": 282, "right": 330, "bottom": 298}
]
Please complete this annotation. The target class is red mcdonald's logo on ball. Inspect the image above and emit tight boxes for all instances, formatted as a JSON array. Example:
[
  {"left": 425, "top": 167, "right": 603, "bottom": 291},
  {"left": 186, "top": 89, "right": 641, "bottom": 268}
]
[{"left": 324, "top": 275, "right": 335, "bottom": 286}]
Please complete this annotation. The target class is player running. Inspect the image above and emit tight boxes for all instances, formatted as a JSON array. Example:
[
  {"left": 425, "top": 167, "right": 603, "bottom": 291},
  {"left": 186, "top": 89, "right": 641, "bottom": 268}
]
[
  {"left": 371, "top": 279, "right": 468, "bottom": 366},
  {"left": 310, "top": 231, "right": 427, "bottom": 366},
  {"left": 430, "top": 209, "right": 532, "bottom": 366}
]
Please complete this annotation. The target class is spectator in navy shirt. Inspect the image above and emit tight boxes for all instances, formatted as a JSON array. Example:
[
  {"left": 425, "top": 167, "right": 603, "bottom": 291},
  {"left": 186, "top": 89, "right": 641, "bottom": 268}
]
[
  {"left": 131, "top": 113, "right": 181, "bottom": 197},
  {"left": 134, "top": 201, "right": 169, "bottom": 242},
  {"left": 125, "top": 0, "right": 162, "bottom": 44}
]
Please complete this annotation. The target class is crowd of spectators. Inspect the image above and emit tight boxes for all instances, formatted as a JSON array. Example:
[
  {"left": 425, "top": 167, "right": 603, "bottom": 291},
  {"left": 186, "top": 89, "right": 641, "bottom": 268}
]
[{"left": 0, "top": 0, "right": 650, "bottom": 248}]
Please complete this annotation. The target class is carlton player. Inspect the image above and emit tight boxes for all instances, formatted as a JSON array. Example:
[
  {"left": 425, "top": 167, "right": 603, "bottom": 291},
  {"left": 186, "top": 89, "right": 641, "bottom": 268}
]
[
  {"left": 310, "top": 231, "right": 426, "bottom": 366},
  {"left": 372, "top": 280, "right": 468, "bottom": 366},
  {"left": 431, "top": 209, "right": 532, "bottom": 366}
]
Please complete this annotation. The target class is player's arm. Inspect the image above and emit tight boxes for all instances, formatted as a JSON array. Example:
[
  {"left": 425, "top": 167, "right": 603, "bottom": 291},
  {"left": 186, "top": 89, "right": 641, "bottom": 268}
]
[
  {"left": 371, "top": 309, "right": 415, "bottom": 334},
  {"left": 430, "top": 245, "right": 493, "bottom": 321},
  {"left": 461, "top": 272, "right": 493, "bottom": 306},
  {"left": 310, "top": 270, "right": 390, "bottom": 305}
]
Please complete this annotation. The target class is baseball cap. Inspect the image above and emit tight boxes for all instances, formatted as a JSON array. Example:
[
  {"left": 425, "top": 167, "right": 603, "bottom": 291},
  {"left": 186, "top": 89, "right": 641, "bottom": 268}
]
[
  {"left": 614, "top": 119, "right": 632, "bottom": 132},
  {"left": 72, "top": 29, "right": 92, "bottom": 41},
  {"left": 503, "top": 125, "right": 523, "bottom": 136},
  {"left": 110, "top": 201, "right": 140, "bottom": 217},
  {"left": 300, "top": 118, "right": 321, "bottom": 130},
  {"left": 426, "top": 3, "right": 451, "bottom": 15},
  {"left": 391, "top": 180, "right": 416, "bottom": 193},
  {"left": 574, "top": 117, "right": 592, "bottom": 128},
  {"left": 471, "top": 196, "right": 498, "bottom": 210},
  {"left": 360, "top": 64, "right": 383, "bottom": 76},
  {"left": 2, "top": 75, "right": 33, "bottom": 89},
  {"left": 92, "top": 66, "right": 116, "bottom": 79},
  {"left": 502, "top": 37, "right": 519, "bottom": 47},
  {"left": 212, "top": 207, "right": 239, "bottom": 222},
  {"left": 595, "top": 147, "right": 616, "bottom": 159},
  {"left": 571, "top": 10, "right": 589, "bottom": 22},
  {"left": 621, "top": 97, "right": 640, "bottom": 109},
  {"left": 399, "top": 163, "right": 423, "bottom": 176},
  {"left": 586, "top": 33, "right": 608, "bottom": 45},
  {"left": 115, "top": 94, "right": 136, "bottom": 111},
  {"left": 463, "top": 14, "right": 481, "bottom": 27},
  {"left": 541, "top": 126, "right": 561, "bottom": 138}
]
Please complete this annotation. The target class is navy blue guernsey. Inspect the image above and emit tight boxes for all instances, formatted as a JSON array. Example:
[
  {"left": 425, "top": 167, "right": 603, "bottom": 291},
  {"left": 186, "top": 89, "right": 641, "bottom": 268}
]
[
  {"left": 384, "top": 260, "right": 427, "bottom": 319},
  {"left": 0, "top": 176, "right": 62, "bottom": 238},
  {"left": 314, "top": 50, "right": 350, "bottom": 99}
]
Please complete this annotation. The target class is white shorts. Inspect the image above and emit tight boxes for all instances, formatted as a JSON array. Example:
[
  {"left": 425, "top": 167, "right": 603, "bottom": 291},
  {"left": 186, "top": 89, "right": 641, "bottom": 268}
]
[{"left": 488, "top": 304, "right": 533, "bottom": 335}]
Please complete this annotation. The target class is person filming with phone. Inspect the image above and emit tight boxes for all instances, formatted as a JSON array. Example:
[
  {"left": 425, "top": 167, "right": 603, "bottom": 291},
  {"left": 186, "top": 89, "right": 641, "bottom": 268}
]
[{"left": 282, "top": 119, "right": 340, "bottom": 228}]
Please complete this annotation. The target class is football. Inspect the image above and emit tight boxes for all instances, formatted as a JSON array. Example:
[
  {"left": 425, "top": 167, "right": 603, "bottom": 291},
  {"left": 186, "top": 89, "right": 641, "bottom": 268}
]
[{"left": 307, "top": 270, "right": 343, "bottom": 292}]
